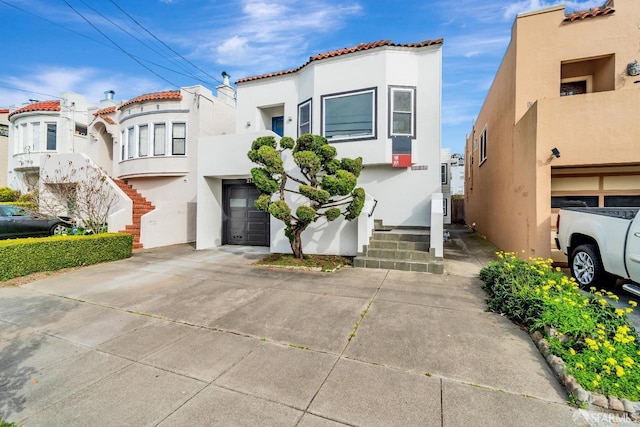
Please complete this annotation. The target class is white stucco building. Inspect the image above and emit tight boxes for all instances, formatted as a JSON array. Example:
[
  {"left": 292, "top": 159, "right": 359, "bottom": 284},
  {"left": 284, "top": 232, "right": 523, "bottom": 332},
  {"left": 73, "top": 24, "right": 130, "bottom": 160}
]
[
  {"left": 197, "top": 39, "right": 444, "bottom": 256},
  {"left": 7, "top": 85, "right": 236, "bottom": 249}
]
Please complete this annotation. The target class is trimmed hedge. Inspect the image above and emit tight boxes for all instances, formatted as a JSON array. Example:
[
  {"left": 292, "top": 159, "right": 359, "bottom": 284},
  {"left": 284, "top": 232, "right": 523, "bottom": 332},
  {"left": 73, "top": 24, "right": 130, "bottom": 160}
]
[{"left": 0, "top": 233, "right": 133, "bottom": 281}]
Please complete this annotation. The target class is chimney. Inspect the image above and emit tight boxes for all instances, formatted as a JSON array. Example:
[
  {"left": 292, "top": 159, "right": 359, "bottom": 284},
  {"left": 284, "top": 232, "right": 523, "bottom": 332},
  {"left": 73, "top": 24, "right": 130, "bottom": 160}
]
[{"left": 104, "top": 90, "right": 115, "bottom": 101}]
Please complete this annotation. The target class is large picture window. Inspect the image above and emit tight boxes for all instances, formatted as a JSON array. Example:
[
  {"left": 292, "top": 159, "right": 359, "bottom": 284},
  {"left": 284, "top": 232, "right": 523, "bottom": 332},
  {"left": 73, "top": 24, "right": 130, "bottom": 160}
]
[
  {"left": 322, "top": 88, "right": 376, "bottom": 141},
  {"left": 172, "top": 123, "right": 186, "bottom": 155},
  {"left": 298, "top": 99, "right": 311, "bottom": 136},
  {"left": 389, "top": 86, "right": 415, "bottom": 137}
]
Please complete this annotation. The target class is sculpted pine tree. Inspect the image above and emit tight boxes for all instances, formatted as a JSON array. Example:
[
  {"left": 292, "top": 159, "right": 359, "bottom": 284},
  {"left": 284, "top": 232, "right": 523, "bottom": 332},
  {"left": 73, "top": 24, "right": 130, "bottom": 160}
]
[{"left": 248, "top": 134, "right": 365, "bottom": 259}]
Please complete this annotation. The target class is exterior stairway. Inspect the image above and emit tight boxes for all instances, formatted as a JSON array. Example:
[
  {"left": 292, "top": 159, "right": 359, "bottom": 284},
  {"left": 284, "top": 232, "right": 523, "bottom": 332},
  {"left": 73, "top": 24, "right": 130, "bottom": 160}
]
[
  {"left": 354, "top": 221, "right": 444, "bottom": 273},
  {"left": 112, "top": 178, "right": 154, "bottom": 250}
]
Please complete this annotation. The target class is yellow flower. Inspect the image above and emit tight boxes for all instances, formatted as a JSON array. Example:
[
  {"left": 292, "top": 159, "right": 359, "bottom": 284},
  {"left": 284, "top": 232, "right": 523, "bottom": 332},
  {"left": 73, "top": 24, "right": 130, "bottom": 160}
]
[
  {"left": 629, "top": 300, "right": 638, "bottom": 307},
  {"left": 623, "top": 357, "right": 634, "bottom": 368},
  {"left": 606, "top": 358, "right": 617, "bottom": 366},
  {"left": 615, "top": 308, "right": 624, "bottom": 317},
  {"left": 595, "top": 374, "right": 601, "bottom": 380},
  {"left": 582, "top": 314, "right": 589, "bottom": 319},
  {"left": 569, "top": 348, "right": 576, "bottom": 355},
  {"left": 626, "top": 308, "right": 633, "bottom": 314},
  {"left": 616, "top": 366, "right": 625, "bottom": 377},
  {"left": 575, "top": 362, "right": 584, "bottom": 369},
  {"left": 593, "top": 380, "right": 599, "bottom": 387}
]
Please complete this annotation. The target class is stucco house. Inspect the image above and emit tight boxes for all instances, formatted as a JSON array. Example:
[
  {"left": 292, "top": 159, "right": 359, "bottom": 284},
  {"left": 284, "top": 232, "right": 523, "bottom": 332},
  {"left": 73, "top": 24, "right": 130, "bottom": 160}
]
[
  {"left": 7, "top": 84, "right": 235, "bottom": 249},
  {"left": 197, "top": 39, "right": 445, "bottom": 268},
  {"left": 464, "top": 0, "right": 640, "bottom": 262},
  {"left": 0, "top": 109, "right": 8, "bottom": 187}
]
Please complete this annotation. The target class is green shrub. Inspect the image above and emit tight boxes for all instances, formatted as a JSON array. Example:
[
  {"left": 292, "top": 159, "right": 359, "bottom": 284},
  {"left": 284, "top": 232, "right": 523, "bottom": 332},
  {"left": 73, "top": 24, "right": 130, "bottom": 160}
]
[
  {"left": 0, "top": 233, "right": 133, "bottom": 281},
  {"left": 0, "top": 187, "right": 20, "bottom": 202},
  {"left": 480, "top": 252, "right": 640, "bottom": 400}
]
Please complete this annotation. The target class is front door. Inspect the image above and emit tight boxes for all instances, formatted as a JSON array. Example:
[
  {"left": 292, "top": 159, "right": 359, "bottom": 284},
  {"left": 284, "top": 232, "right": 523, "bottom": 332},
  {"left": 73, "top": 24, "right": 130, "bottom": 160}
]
[
  {"left": 223, "top": 181, "right": 270, "bottom": 246},
  {"left": 272, "top": 116, "right": 284, "bottom": 137}
]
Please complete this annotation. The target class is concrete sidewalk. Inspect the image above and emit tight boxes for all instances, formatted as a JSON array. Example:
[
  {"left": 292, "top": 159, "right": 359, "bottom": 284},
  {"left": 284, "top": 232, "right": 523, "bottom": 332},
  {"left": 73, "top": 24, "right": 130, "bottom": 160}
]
[{"left": 0, "top": 226, "right": 596, "bottom": 426}]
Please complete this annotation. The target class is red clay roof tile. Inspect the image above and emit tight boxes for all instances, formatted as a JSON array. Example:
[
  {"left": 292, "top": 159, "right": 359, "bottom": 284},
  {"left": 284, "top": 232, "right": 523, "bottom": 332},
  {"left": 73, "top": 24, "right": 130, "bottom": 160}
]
[
  {"left": 93, "top": 106, "right": 117, "bottom": 124},
  {"left": 0, "top": 109, "right": 9, "bottom": 114},
  {"left": 563, "top": 4, "right": 614, "bottom": 22},
  {"left": 8, "top": 100, "right": 60, "bottom": 119},
  {"left": 118, "top": 90, "right": 182, "bottom": 110},
  {"left": 236, "top": 38, "right": 444, "bottom": 84}
]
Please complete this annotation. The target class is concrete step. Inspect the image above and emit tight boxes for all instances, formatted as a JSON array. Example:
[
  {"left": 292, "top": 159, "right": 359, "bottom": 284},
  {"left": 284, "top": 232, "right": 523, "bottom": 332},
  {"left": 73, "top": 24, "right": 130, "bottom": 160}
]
[
  {"left": 371, "top": 232, "right": 430, "bottom": 243},
  {"left": 360, "top": 248, "right": 435, "bottom": 263},
  {"left": 367, "top": 240, "right": 431, "bottom": 251},
  {"left": 353, "top": 256, "right": 443, "bottom": 274}
]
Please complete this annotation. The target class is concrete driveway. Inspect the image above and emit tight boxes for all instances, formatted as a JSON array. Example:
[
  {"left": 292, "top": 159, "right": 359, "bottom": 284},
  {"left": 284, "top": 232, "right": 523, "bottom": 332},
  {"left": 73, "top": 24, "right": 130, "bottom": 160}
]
[{"left": 0, "top": 228, "right": 590, "bottom": 426}]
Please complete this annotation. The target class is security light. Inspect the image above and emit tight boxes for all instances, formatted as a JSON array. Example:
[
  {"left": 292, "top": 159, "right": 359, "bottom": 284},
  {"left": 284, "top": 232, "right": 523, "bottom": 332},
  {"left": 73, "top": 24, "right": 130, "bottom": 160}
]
[{"left": 551, "top": 148, "right": 560, "bottom": 158}]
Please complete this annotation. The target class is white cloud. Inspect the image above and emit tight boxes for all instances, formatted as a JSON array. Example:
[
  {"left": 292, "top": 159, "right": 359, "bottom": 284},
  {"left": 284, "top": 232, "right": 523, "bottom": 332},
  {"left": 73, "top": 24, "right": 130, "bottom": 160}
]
[
  {"left": 192, "top": 0, "right": 362, "bottom": 76},
  {"left": 503, "top": 0, "right": 604, "bottom": 20},
  {"left": 0, "top": 66, "right": 162, "bottom": 109}
]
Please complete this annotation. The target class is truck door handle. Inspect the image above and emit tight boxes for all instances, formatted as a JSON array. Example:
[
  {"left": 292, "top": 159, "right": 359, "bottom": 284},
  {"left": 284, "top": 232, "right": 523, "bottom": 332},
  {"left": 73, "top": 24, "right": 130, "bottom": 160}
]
[{"left": 635, "top": 232, "right": 640, "bottom": 238}]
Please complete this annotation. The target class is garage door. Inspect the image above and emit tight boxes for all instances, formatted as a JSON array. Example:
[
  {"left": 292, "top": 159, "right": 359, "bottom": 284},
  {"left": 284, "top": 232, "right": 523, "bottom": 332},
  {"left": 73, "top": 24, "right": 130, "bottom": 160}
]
[{"left": 223, "top": 181, "right": 270, "bottom": 246}]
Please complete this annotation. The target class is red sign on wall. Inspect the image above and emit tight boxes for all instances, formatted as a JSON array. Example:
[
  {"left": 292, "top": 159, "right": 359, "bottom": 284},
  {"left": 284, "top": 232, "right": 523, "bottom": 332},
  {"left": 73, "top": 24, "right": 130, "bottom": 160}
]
[{"left": 392, "top": 154, "right": 412, "bottom": 168}]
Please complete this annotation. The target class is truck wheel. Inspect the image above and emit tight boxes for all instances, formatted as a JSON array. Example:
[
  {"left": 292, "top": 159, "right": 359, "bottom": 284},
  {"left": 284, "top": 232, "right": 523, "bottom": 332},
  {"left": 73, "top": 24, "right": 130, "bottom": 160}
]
[{"left": 570, "top": 244, "right": 615, "bottom": 288}]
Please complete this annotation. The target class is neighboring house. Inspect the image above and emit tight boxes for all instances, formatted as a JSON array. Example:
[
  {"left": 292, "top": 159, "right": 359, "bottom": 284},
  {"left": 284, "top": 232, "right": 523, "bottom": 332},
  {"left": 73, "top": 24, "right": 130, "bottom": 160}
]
[
  {"left": 7, "top": 92, "right": 91, "bottom": 194},
  {"left": 197, "top": 39, "right": 444, "bottom": 257},
  {"left": 441, "top": 148, "right": 452, "bottom": 225},
  {"left": 7, "top": 84, "right": 235, "bottom": 249},
  {"left": 0, "top": 109, "right": 8, "bottom": 187},
  {"left": 464, "top": 0, "right": 640, "bottom": 262},
  {"left": 450, "top": 154, "right": 464, "bottom": 196}
]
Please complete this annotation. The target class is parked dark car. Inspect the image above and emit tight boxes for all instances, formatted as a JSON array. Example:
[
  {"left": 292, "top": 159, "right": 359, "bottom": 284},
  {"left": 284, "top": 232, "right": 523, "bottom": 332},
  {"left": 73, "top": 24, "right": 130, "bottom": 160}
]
[{"left": 0, "top": 205, "right": 72, "bottom": 239}]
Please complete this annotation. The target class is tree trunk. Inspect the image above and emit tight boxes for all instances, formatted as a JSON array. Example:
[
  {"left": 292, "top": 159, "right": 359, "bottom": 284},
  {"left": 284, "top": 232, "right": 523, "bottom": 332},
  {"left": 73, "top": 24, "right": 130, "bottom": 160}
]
[{"left": 291, "top": 228, "right": 304, "bottom": 259}]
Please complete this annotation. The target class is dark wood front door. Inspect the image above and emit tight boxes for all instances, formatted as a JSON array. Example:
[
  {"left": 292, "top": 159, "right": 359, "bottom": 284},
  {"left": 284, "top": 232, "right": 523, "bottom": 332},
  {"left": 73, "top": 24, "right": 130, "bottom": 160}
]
[{"left": 223, "top": 181, "right": 270, "bottom": 246}]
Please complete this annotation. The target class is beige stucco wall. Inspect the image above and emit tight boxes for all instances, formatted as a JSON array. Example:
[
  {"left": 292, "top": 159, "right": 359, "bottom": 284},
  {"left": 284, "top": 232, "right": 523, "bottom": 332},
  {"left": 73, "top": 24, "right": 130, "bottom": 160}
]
[{"left": 465, "top": 0, "right": 640, "bottom": 259}]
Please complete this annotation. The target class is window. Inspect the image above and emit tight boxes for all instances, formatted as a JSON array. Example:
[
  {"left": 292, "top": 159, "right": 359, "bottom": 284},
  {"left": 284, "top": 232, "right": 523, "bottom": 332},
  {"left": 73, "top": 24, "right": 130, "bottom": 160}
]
[
  {"left": 441, "top": 163, "right": 448, "bottom": 184},
  {"left": 31, "top": 123, "right": 40, "bottom": 151},
  {"left": 172, "top": 123, "right": 186, "bottom": 155},
  {"left": 560, "top": 80, "right": 588, "bottom": 97},
  {"left": 138, "top": 125, "right": 149, "bottom": 157},
  {"left": 75, "top": 123, "right": 87, "bottom": 136},
  {"left": 322, "top": 88, "right": 376, "bottom": 141},
  {"left": 443, "top": 198, "right": 448, "bottom": 217},
  {"left": 46, "top": 123, "right": 57, "bottom": 150},
  {"left": 604, "top": 196, "right": 640, "bottom": 207},
  {"left": 551, "top": 196, "right": 598, "bottom": 208},
  {"left": 298, "top": 99, "right": 311, "bottom": 136},
  {"left": 127, "top": 127, "right": 135, "bottom": 159},
  {"left": 389, "top": 86, "right": 415, "bottom": 137},
  {"left": 21, "top": 124, "right": 28, "bottom": 151},
  {"left": 0, "top": 124, "right": 7, "bottom": 137},
  {"left": 121, "top": 130, "right": 125, "bottom": 160},
  {"left": 479, "top": 126, "right": 487, "bottom": 164},
  {"left": 154, "top": 123, "right": 166, "bottom": 156}
]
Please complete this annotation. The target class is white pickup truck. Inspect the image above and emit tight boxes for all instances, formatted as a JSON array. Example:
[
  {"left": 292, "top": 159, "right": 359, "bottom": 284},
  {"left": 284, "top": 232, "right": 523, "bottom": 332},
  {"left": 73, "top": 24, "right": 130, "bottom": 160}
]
[{"left": 556, "top": 207, "right": 640, "bottom": 297}]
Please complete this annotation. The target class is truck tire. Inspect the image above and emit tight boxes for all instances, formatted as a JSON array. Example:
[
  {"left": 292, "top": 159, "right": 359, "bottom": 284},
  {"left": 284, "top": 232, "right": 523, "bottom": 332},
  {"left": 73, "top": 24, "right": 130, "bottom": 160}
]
[{"left": 570, "top": 244, "right": 616, "bottom": 288}]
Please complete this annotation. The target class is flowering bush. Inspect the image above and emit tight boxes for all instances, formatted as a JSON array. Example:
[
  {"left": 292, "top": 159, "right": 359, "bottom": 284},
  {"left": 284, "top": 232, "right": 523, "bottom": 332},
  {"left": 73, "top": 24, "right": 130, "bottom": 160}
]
[{"left": 480, "top": 252, "right": 640, "bottom": 400}]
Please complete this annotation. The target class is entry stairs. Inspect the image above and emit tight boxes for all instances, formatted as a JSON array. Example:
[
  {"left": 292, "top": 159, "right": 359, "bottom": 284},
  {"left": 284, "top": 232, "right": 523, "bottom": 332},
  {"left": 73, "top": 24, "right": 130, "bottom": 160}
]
[
  {"left": 354, "top": 220, "right": 443, "bottom": 273},
  {"left": 112, "top": 178, "right": 155, "bottom": 250}
]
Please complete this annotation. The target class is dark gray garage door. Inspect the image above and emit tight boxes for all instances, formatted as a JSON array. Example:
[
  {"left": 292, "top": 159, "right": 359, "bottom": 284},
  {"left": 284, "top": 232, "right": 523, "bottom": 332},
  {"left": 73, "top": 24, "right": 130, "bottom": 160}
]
[{"left": 223, "top": 180, "right": 270, "bottom": 246}]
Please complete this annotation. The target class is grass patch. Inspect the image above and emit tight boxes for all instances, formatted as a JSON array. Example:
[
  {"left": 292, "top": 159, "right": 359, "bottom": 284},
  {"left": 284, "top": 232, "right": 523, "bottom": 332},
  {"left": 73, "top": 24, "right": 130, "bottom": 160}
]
[
  {"left": 255, "top": 253, "right": 352, "bottom": 272},
  {"left": 1, "top": 421, "right": 20, "bottom": 427}
]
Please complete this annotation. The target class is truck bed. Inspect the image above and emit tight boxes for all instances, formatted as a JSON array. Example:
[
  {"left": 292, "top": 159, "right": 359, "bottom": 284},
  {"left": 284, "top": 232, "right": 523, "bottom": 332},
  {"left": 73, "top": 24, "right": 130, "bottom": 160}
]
[{"left": 561, "top": 207, "right": 639, "bottom": 221}]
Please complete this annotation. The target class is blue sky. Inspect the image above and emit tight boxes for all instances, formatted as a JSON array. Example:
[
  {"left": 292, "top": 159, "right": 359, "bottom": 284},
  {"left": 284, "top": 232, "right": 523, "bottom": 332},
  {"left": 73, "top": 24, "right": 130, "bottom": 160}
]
[{"left": 0, "top": 0, "right": 603, "bottom": 154}]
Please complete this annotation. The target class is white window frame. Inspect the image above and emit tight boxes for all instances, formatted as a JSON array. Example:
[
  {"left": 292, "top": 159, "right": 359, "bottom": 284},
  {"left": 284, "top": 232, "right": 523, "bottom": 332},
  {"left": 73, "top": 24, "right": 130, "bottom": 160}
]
[
  {"left": 298, "top": 98, "right": 312, "bottom": 136},
  {"left": 171, "top": 122, "right": 186, "bottom": 155},
  {"left": 127, "top": 127, "right": 135, "bottom": 159},
  {"left": 138, "top": 124, "right": 149, "bottom": 157},
  {"left": 121, "top": 130, "right": 125, "bottom": 161},
  {"left": 389, "top": 86, "right": 416, "bottom": 138},
  {"left": 32, "top": 123, "right": 40, "bottom": 151},
  {"left": 45, "top": 122, "right": 57, "bottom": 151},
  {"left": 153, "top": 122, "right": 166, "bottom": 156},
  {"left": 479, "top": 126, "right": 487, "bottom": 165},
  {"left": 321, "top": 87, "right": 377, "bottom": 142}
]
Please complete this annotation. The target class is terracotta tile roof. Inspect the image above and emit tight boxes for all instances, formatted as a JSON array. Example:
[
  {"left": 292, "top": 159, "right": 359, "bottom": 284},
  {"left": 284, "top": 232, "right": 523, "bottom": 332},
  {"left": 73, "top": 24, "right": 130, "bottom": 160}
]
[
  {"left": 563, "top": 2, "right": 614, "bottom": 23},
  {"left": 118, "top": 90, "right": 182, "bottom": 110},
  {"left": 236, "top": 38, "right": 444, "bottom": 84},
  {"left": 93, "top": 106, "right": 116, "bottom": 124},
  {"left": 0, "top": 109, "right": 9, "bottom": 114},
  {"left": 8, "top": 100, "right": 60, "bottom": 119}
]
